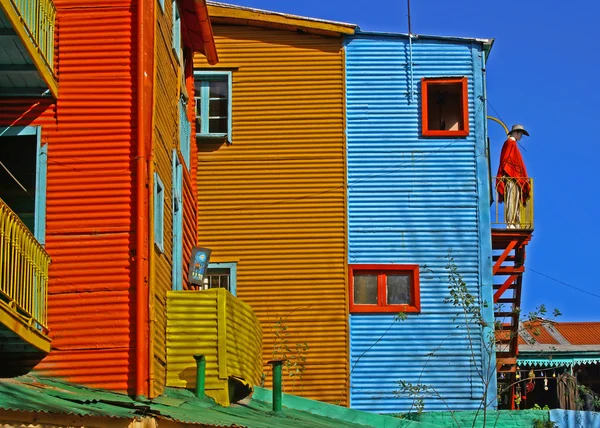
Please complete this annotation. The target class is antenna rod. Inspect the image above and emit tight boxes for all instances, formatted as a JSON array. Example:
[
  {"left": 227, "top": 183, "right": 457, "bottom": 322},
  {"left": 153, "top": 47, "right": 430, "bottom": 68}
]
[
  {"left": 407, "top": 0, "right": 414, "bottom": 103},
  {"left": 407, "top": 0, "right": 412, "bottom": 35}
]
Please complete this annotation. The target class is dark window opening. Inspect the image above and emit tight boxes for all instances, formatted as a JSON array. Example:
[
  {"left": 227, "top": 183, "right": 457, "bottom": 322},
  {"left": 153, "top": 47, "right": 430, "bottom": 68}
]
[
  {"left": 0, "top": 135, "right": 37, "bottom": 233},
  {"left": 206, "top": 267, "right": 231, "bottom": 292},
  {"left": 421, "top": 77, "right": 469, "bottom": 137}
]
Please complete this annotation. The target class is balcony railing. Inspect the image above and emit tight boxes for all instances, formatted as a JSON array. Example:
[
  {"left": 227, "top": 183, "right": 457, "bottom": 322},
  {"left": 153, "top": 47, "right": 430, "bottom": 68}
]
[
  {"left": 0, "top": 198, "right": 50, "bottom": 332},
  {"left": 1, "top": 0, "right": 56, "bottom": 72},
  {"left": 166, "top": 288, "right": 263, "bottom": 406},
  {"left": 493, "top": 177, "right": 534, "bottom": 230}
]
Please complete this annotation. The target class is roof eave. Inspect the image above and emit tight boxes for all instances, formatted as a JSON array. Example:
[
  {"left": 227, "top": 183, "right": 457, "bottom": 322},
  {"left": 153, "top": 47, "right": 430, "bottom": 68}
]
[
  {"left": 353, "top": 30, "right": 494, "bottom": 59},
  {"left": 194, "top": 0, "right": 219, "bottom": 64},
  {"left": 181, "top": 0, "right": 219, "bottom": 64},
  {"left": 206, "top": 2, "right": 356, "bottom": 37}
]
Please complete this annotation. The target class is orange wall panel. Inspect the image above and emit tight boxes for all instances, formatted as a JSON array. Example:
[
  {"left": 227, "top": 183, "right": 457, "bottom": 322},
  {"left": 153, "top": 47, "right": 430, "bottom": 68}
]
[
  {"left": 194, "top": 25, "right": 348, "bottom": 404},
  {"left": 36, "top": 3, "right": 137, "bottom": 393}
]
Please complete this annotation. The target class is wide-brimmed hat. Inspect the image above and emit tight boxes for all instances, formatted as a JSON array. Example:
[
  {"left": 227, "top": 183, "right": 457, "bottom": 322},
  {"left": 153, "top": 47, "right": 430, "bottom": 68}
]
[{"left": 508, "top": 124, "right": 530, "bottom": 137}]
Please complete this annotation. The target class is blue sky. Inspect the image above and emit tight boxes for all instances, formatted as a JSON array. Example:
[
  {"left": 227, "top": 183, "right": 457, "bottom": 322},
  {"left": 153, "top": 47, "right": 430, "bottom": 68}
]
[{"left": 219, "top": 0, "right": 599, "bottom": 321}]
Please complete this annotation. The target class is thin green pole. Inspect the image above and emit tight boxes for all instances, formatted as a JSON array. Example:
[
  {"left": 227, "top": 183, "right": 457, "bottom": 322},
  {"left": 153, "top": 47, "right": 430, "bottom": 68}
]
[
  {"left": 193, "top": 354, "right": 206, "bottom": 398},
  {"left": 268, "top": 359, "right": 284, "bottom": 412}
]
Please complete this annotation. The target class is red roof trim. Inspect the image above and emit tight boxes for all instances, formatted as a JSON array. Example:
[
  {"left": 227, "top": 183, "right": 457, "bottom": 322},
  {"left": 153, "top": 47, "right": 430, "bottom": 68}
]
[{"left": 180, "top": 0, "right": 218, "bottom": 65}]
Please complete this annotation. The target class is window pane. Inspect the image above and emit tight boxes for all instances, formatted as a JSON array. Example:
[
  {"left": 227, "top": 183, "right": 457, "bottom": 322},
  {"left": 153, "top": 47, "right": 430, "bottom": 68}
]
[
  {"left": 207, "top": 268, "right": 230, "bottom": 292},
  {"left": 209, "top": 98, "right": 228, "bottom": 117},
  {"left": 387, "top": 274, "right": 410, "bottom": 305},
  {"left": 209, "top": 80, "right": 228, "bottom": 98},
  {"left": 426, "top": 82, "right": 464, "bottom": 131},
  {"left": 195, "top": 97, "right": 202, "bottom": 132},
  {"left": 194, "top": 80, "right": 203, "bottom": 96},
  {"left": 209, "top": 118, "right": 228, "bottom": 134},
  {"left": 354, "top": 274, "right": 378, "bottom": 305}
]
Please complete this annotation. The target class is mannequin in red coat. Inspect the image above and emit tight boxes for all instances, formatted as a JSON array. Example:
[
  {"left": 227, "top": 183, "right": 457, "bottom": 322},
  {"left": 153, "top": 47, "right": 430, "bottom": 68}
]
[{"left": 496, "top": 124, "right": 530, "bottom": 228}]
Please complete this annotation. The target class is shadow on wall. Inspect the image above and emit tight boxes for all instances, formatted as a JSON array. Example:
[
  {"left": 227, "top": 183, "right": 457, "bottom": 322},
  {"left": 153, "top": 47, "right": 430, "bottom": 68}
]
[{"left": 178, "top": 366, "right": 252, "bottom": 404}]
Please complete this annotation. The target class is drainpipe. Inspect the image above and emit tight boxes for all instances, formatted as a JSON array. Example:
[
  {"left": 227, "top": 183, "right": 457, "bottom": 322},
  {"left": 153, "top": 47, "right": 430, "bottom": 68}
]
[
  {"left": 268, "top": 359, "right": 284, "bottom": 412},
  {"left": 194, "top": 354, "right": 206, "bottom": 398},
  {"left": 135, "top": 0, "right": 153, "bottom": 399}
]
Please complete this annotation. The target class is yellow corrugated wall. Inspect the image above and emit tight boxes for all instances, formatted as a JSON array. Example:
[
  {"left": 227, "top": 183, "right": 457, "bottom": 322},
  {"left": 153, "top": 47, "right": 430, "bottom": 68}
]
[
  {"left": 224, "top": 290, "right": 263, "bottom": 388},
  {"left": 166, "top": 291, "right": 220, "bottom": 395},
  {"left": 194, "top": 24, "right": 348, "bottom": 404},
  {"left": 166, "top": 289, "right": 262, "bottom": 406},
  {"left": 151, "top": 0, "right": 180, "bottom": 397}
]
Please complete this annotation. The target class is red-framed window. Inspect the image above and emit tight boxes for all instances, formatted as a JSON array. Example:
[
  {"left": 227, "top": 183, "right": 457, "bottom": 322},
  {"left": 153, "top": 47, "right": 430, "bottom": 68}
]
[
  {"left": 421, "top": 77, "right": 469, "bottom": 137},
  {"left": 349, "top": 264, "right": 421, "bottom": 313}
]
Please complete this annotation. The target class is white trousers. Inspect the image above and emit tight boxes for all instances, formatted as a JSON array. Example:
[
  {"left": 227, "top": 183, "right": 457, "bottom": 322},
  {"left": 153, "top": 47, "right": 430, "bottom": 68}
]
[{"left": 505, "top": 179, "right": 521, "bottom": 229}]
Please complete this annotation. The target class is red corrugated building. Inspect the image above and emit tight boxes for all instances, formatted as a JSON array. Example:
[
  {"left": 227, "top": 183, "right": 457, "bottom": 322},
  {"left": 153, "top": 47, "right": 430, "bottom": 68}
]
[{"left": 0, "top": 0, "right": 217, "bottom": 398}]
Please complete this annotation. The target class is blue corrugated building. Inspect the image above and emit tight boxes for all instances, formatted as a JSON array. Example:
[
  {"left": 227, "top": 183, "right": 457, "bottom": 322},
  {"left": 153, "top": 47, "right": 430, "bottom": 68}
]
[{"left": 345, "top": 32, "right": 496, "bottom": 413}]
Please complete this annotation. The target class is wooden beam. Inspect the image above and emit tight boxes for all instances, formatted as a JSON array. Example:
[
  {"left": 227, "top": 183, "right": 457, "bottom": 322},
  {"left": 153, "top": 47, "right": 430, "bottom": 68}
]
[
  {"left": 494, "top": 274, "right": 518, "bottom": 302},
  {"left": 493, "top": 239, "right": 518, "bottom": 274}
]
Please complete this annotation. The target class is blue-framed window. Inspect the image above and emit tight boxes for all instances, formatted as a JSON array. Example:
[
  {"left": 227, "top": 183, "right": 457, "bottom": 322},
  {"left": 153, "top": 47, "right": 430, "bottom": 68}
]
[
  {"left": 154, "top": 172, "right": 165, "bottom": 253},
  {"left": 172, "top": 151, "right": 183, "bottom": 290},
  {"left": 206, "top": 262, "right": 237, "bottom": 296},
  {"left": 179, "top": 98, "right": 191, "bottom": 169},
  {"left": 194, "top": 71, "right": 232, "bottom": 142},
  {"left": 172, "top": 1, "right": 181, "bottom": 64}
]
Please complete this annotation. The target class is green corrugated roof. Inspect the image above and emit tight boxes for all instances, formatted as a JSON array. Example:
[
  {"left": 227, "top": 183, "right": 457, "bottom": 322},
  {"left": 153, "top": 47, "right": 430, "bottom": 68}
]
[{"left": 0, "top": 375, "right": 433, "bottom": 427}]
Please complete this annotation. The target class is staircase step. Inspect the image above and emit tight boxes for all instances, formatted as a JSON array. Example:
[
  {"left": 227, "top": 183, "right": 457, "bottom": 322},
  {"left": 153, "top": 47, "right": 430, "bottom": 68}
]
[
  {"left": 496, "top": 266, "right": 524, "bottom": 274},
  {"left": 496, "top": 298, "right": 517, "bottom": 304},
  {"left": 496, "top": 351, "right": 516, "bottom": 364},
  {"left": 495, "top": 311, "right": 519, "bottom": 318},
  {"left": 493, "top": 284, "right": 517, "bottom": 290},
  {"left": 492, "top": 256, "right": 518, "bottom": 262}
]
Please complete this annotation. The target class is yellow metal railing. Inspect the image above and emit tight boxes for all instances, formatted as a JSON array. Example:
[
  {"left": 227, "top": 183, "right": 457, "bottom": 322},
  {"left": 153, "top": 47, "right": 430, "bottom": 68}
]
[
  {"left": 3, "top": 0, "right": 56, "bottom": 71},
  {"left": 493, "top": 177, "right": 534, "bottom": 229},
  {"left": 0, "top": 198, "right": 50, "bottom": 331}
]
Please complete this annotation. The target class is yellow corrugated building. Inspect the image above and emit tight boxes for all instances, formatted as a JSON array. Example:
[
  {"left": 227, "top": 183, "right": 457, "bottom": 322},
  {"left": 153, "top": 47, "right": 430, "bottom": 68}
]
[
  {"left": 193, "top": 3, "right": 356, "bottom": 404},
  {"left": 151, "top": 0, "right": 179, "bottom": 397}
]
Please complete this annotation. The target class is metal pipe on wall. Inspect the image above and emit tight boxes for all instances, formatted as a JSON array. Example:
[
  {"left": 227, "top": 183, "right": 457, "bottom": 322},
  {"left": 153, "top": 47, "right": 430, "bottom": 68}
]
[
  {"left": 194, "top": 354, "right": 206, "bottom": 398},
  {"left": 136, "top": 0, "right": 154, "bottom": 399},
  {"left": 268, "top": 360, "right": 284, "bottom": 412}
]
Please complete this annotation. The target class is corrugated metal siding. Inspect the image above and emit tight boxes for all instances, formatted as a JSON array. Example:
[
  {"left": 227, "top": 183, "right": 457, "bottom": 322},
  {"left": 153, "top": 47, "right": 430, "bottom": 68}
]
[
  {"left": 554, "top": 323, "right": 600, "bottom": 345},
  {"left": 151, "top": 0, "right": 179, "bottom": 397},
  {"left": 224, "top": 290, "right": 263, "bottom": 388},
  {"left": 36, "top": 4, "right": 136, "bottom": 393},
  {"left": 181, "top": 52, "right": 198, "bottom": 292},
  {"left": 182, "top": 168, "right": 196, "bottom": 286},
  {"left": 167, "top": 291, "right": 220, "bottom": 392},
  {"left": 194, "top": 25, "right": 348, "bottom": 404},
  {"left": 346, "top": 35, "right": 487, "bottom": 412},
  {"left": 166, "top": 289, "right": 262, "bottom": 406}
]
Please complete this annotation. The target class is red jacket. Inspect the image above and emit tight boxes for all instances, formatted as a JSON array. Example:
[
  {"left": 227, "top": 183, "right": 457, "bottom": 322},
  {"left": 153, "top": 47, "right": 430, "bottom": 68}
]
[{"left": 496, "top": 138, "right": 530, "bottom": 204}]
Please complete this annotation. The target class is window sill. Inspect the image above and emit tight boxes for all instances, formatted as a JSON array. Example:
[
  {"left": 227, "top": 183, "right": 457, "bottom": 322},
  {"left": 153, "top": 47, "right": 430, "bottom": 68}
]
[
  {"left": 422, "top": 129, "right": 469, "bottom": 138},
  {"left": 350, "top": 304, "right": 420, "bottom": 314},
  {"left": 196, "top": 133, "right": 230, "bottom": 143}
]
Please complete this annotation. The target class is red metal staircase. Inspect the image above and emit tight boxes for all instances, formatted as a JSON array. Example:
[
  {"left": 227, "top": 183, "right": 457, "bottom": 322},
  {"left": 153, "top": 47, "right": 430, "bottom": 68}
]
[{"left": 492, "top": 229, "right": 532, "bottom": 408}]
